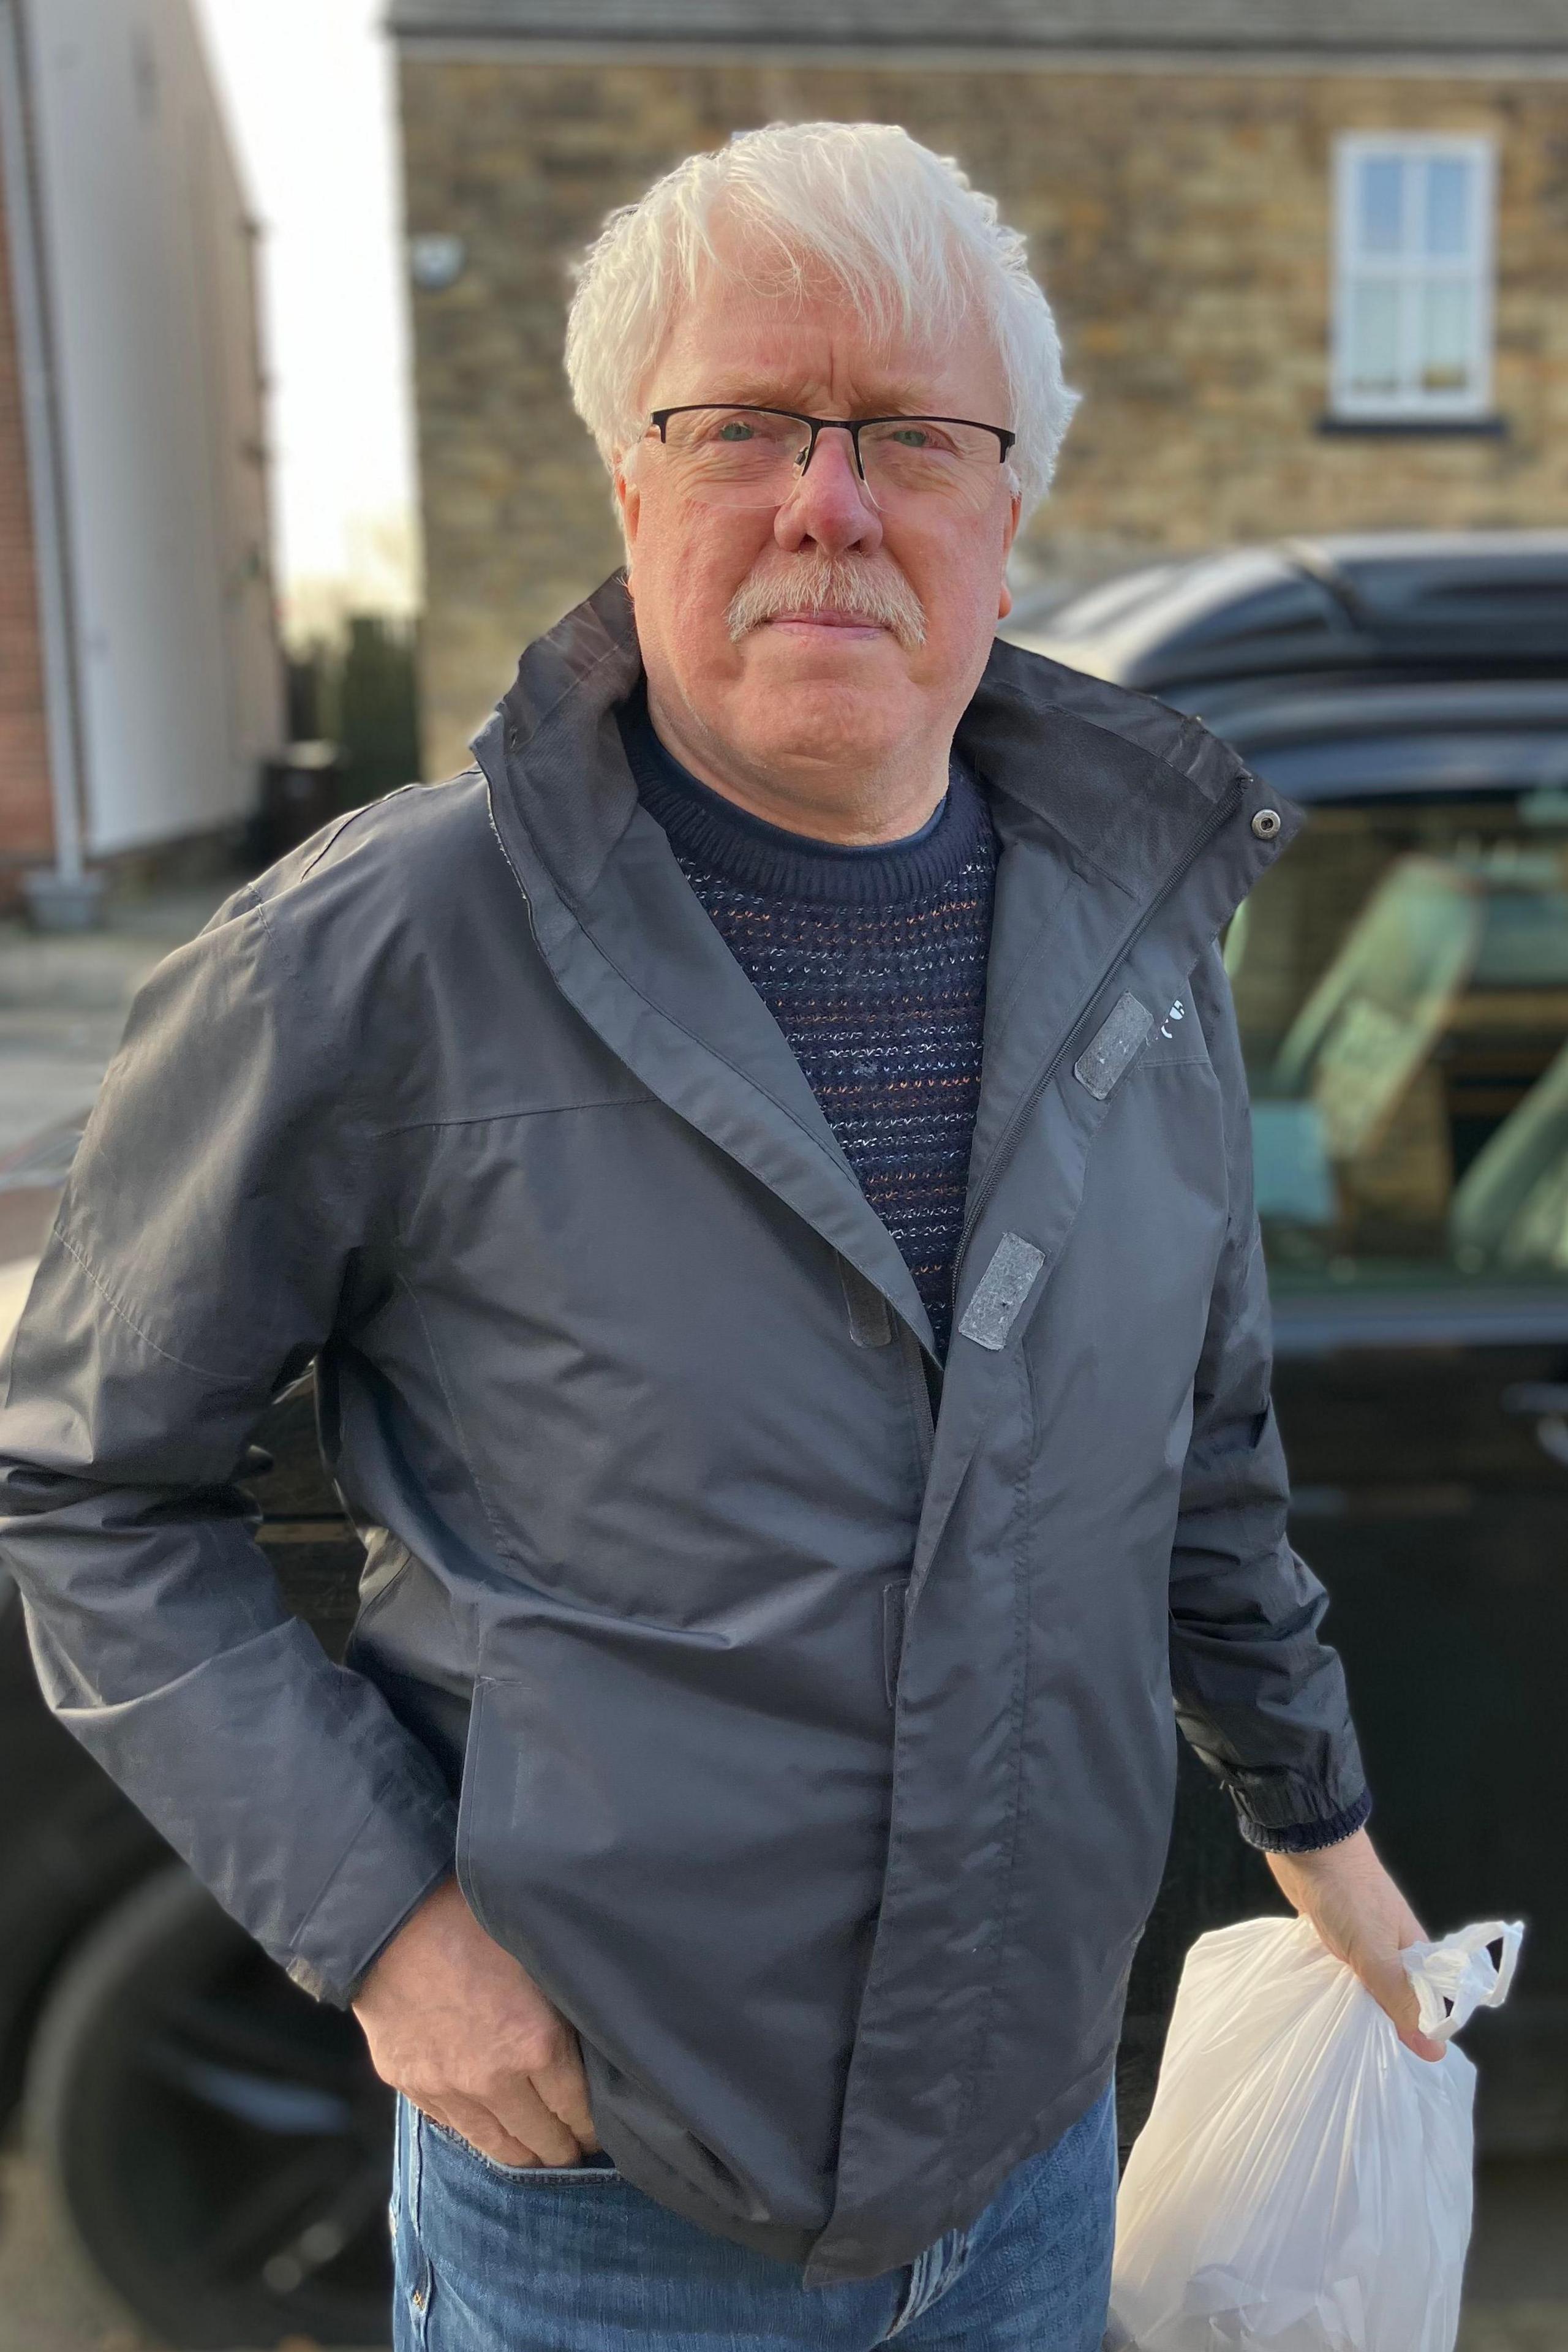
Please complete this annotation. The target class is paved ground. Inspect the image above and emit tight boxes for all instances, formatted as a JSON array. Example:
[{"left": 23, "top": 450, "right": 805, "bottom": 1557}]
[{"left": 0, "top": 884, "right": 1563, "bottom": 2349}]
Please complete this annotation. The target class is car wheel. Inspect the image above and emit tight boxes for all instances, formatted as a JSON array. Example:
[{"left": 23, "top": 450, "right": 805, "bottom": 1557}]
[{"left": 25, "top": 1863, "right": 393, "bottom": 2349}]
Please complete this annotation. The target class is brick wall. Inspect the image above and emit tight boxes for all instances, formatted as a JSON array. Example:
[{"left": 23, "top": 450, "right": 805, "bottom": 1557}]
[
  {"left": 400, "top": 57, "right": 1568, "bottom": 775},
  {"left": 0, "top": 174, "right": 55, "bottom": 887}
]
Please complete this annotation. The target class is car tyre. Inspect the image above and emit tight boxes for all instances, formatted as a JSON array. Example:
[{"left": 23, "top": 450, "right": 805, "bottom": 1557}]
[{"left": 24, "top": 1863, "right": 393, "bottom": 2349}]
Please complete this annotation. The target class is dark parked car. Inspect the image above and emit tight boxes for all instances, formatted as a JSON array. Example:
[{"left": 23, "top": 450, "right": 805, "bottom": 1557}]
[
  {"left": 1008, "top": 528, "right": 1568, "bottom": 2157},
  {"left": 3, "top": 529, "right": 1566, "bottom": 2346}
]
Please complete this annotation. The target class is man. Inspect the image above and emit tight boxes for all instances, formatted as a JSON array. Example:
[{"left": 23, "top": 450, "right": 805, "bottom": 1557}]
[{"left": 0, "top": 123, "right": 1438, "bottom": 2350}]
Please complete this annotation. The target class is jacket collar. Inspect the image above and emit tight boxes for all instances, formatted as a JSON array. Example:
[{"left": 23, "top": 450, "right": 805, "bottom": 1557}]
[
  {"left": 472, "top": 575, "right": 1297, "bottom": 1357},
  {"left": 475, "top": 573, "right": 1276, "bottom": 905}
]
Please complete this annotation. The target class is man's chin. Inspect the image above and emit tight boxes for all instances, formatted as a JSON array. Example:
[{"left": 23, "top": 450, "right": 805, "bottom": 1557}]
[{"left": 730, "top": 689, "right": 915, "bottom": 775}]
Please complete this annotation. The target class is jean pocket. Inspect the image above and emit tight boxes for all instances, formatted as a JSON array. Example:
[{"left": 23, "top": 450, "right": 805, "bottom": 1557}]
[{"left": 422, "top": 2114, "right": 620, "bottom": 2182}]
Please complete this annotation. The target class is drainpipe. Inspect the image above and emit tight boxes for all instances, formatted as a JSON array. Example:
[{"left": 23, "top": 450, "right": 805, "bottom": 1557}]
[{"left": 0, "top": 0, "right": 98, "bottom": 925}]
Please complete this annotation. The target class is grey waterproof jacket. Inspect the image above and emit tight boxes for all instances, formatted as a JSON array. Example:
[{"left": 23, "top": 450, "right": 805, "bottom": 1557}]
[{"left": 0, "top": 577, "right": 1366, "bottom": 2286}]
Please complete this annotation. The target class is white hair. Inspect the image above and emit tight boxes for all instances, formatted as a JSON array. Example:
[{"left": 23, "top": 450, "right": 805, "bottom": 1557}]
[{"left": 564, "top": 121, "right": 1080, "bottom": 519}]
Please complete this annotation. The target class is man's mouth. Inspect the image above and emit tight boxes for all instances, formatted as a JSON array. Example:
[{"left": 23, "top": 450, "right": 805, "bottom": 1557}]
[{"left": 763, "top": 609, "right": 888, "bottom": 631}]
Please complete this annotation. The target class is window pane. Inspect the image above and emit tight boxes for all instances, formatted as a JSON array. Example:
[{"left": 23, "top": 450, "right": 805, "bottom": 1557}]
[
  {"left": 1419, "top": 281, "right": 1475, "bottom": 396},
  {"left": 1424, "top": 156, "right": 1471, "bottom": 258},
  {"left": 1227, "top": 772, "right": 1568, "bottom": 1289},
  {"left": 1357, "top": 154, "right": 1406, "bottom": 254},
  {"left": 1346, "top": 278, "right": 1402, "bottom": 396}
]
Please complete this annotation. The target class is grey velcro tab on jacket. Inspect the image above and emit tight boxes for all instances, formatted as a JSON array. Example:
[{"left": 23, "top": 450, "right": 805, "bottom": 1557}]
[
  {"left": 1073, "top": 991, "right": 1154, "bottom": 1099},
  {"left": 957, "top": 1232, "right": 1047, "bottom": 1351}
]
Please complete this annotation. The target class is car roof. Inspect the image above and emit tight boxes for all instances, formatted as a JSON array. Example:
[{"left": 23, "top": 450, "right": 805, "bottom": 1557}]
[
  {"left": 1002, "top": 530, "right": 1568, "bottom": 702},
  {"left": 1210, "top": 679, "right": 1568, "bottom": 802}
]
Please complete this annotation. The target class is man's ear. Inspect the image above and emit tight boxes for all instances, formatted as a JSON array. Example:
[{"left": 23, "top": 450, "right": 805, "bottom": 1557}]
[
  {"left": 614, "top": 458, "right": 640, "bottom": 591},
  {"left": 997, "top": 492, "right": 1022, "bottom": 620}
]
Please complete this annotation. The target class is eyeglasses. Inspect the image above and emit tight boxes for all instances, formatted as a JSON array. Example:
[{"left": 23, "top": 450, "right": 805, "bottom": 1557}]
[{"left": 644, "top": 404, "right": 1016, "bottom": 514}]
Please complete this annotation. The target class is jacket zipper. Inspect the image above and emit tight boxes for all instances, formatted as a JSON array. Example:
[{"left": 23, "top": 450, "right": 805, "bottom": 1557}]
[
  {"left": 901, "top": 1324, "right": 937, "bottom": 1476},
  {"left": 485, "top": 791, "right": 545, "bottom": 951},
  {"left": 955, "top": 781, "right": 1245, "bottom": 1275}
]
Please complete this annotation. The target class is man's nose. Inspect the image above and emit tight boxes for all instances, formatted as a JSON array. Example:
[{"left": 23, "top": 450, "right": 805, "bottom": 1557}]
[{"left": 773, "top": 428, "right": 884, "bottom": 557}]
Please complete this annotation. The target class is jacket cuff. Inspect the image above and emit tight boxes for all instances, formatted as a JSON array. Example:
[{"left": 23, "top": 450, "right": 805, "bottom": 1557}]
[
  {"left": 284, "top": 1797, "right": 458, "bottom": 2007},
  {"left": 1235, "top": 1785, "right": 1372, "bottom": 1856}
]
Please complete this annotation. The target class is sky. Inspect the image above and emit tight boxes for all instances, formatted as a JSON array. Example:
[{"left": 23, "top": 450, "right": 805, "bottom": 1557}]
[{"left": 193, "top": 0, "right": 418, "bottom": 626}]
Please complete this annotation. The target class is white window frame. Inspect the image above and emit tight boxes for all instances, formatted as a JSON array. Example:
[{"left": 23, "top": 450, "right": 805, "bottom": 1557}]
[{"left": 1330, "top": 133, "right": 1497, "bottom": 423}]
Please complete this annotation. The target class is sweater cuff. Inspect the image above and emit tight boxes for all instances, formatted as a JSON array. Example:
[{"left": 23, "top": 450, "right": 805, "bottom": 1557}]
[{"left": 1236, "top": 1785, "right": 1373, "bottom": 1856}]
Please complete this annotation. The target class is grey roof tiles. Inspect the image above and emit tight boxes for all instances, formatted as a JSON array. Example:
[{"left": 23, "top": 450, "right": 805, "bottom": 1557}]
[{"left": 387, "top": 0, "right": 1568, "bottom": 53}]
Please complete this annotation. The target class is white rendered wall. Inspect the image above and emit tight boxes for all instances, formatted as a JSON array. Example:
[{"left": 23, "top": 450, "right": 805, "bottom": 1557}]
[{"left": 23, "top": 0, "right": 279, "bottom": 854}]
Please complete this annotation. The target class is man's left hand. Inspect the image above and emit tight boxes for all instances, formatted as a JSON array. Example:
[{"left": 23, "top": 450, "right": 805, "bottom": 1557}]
[{"left": 1265, "top": 1826, "right": 1446, "bottom": 2061}]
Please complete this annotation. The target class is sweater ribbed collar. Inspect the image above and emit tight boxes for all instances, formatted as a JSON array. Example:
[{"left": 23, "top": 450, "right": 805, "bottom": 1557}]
[{"left": 616, "top": 682, "right": 993, "bottom": 910}]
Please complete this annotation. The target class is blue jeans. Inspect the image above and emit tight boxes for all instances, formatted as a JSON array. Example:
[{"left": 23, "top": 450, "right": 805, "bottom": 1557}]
[{"left": 391, "top": 2081, "right": 1116, "bottom": 2350}]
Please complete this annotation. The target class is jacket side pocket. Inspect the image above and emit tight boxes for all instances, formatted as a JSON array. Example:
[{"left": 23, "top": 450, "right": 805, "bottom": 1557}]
[{"left": 883, "top": 1580, "right": 908, "bottom": 1708}]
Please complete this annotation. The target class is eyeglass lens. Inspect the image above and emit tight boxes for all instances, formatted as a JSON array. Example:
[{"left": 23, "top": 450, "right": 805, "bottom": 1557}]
[{"left": 657, "top": 409, "right": 1006, "bottom": 512}]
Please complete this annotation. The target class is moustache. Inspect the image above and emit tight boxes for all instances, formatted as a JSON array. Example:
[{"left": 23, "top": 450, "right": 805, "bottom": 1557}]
[{"left": 725, "top": 557, "right": 927, "bottom": 652}]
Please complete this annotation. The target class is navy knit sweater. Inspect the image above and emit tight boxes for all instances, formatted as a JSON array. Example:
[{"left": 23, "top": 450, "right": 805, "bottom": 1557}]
[{"left": 620, "top": 689, "right": 997, "bottom": 1355}]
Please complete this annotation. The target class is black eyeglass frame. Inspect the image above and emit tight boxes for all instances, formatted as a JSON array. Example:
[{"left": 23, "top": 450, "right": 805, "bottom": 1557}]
[{"left": 645, "top": 403, "right": 1017, "bottom": 484}]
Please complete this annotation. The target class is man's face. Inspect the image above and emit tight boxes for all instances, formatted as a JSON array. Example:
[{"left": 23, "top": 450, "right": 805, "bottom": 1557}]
[{"left": 616, "top": 256, "right": 1020, "bottom": 797}]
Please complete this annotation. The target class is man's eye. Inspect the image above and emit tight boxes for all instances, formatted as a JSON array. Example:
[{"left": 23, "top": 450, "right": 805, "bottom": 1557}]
[
  {"left": 717, "top": 420, "right": 755, "bottom": 442},
  {"left": 888, "top": 426, "right": 933, "bottom": 448}
]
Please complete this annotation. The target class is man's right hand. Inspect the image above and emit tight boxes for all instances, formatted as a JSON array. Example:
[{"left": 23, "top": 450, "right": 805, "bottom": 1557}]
[{"left": 352, "top": 1876, "right": 599, "bottom": 2165}]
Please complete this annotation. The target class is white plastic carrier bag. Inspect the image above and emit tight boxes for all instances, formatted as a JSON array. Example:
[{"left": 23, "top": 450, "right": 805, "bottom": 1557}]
[{"left": 1106, "top": 1912, "right": 1523, "bottom": 2352}]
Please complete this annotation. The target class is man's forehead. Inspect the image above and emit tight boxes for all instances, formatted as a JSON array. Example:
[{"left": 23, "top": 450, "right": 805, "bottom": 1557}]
[
  {"left": 668, "top": 358, "right": 937, "bottom": 410},
  {"left": 650, "top": 284, "right": 1003, "bottom": 415}
]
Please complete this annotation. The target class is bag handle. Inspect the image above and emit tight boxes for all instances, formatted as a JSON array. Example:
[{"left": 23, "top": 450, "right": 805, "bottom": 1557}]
[{"left": 1398, "top": 1918, "right": 1525, "bottom": 2041}]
